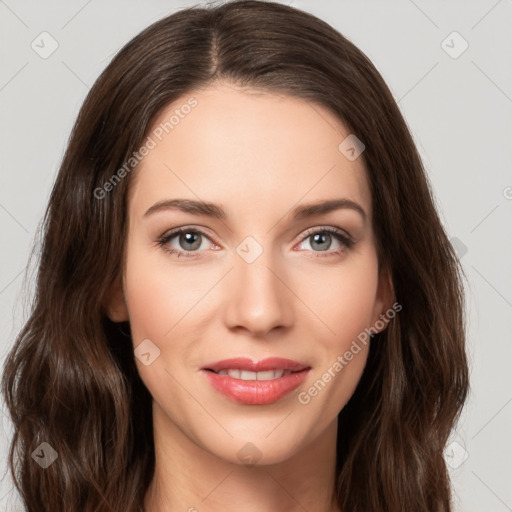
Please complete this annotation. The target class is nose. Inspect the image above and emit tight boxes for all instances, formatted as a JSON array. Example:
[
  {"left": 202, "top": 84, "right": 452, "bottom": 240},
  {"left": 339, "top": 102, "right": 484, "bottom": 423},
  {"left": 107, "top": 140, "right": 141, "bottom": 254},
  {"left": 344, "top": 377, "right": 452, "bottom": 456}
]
[{"left": 222, "top": 245, "right": 294, "bottom": 337}]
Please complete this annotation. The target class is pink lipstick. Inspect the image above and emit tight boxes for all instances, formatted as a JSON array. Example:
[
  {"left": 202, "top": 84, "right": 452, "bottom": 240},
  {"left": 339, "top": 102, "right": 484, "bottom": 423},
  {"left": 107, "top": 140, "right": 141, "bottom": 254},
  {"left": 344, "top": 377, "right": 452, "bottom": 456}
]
[{"left": 201, "top": 357, "right": 310, "bottom": 405}]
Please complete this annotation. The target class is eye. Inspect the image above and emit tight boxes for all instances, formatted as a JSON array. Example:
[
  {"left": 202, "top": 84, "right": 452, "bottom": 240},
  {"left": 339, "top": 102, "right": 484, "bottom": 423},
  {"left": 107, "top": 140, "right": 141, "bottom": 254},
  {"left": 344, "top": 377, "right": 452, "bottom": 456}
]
[
  {"left": 157, "top": 227, "right": 217, "bottom": 258},
  {"left": 157, "top": 225, "right": 355, "bottom": 259},
  {"left": 295, "top": 227, "right": 355, "bottom": 257}
]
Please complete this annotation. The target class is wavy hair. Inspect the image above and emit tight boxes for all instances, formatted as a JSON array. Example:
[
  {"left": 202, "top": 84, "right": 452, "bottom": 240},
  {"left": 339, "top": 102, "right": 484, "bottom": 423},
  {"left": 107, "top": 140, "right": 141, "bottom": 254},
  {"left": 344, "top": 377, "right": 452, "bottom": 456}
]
[{"left": 1, "top": 1, "right": 469, "bottom": 510}]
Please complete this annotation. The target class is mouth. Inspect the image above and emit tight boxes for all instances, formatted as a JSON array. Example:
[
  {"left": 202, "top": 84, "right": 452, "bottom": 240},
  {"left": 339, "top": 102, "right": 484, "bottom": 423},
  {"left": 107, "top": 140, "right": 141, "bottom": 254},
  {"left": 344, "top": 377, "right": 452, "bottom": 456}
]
[{"left": 201, "top": 357, "right": 311, "bottom": 405}]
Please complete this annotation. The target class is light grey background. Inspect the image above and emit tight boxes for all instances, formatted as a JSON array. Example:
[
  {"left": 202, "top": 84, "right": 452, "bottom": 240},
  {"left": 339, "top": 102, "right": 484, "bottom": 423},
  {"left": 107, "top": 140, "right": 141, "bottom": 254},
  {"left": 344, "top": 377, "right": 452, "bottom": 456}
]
[{"left": 1, "top": 1, "right": 511, "bottom": 510}]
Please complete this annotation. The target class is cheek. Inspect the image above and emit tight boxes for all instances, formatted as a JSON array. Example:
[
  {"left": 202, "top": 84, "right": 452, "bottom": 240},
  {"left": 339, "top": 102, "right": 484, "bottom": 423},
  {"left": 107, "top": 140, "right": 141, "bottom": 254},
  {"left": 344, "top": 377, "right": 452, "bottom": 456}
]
[
  {"left": 122, "top": 241, "right": 225, "bottom": 404},
  {"left": 122, "top": 245, "right": 207, "bottom": 414},
  {"left": 123, "top": 243, "right": 212, "bottom": 344},
  {"left": 296, "top": 251, "right": 380, "bottom": 343},
  {"left": 293, "top": 252, "right": 379, "bottom": 412},
  {"left": 124, "top": 268, "right": 174, "bottom": 343}
]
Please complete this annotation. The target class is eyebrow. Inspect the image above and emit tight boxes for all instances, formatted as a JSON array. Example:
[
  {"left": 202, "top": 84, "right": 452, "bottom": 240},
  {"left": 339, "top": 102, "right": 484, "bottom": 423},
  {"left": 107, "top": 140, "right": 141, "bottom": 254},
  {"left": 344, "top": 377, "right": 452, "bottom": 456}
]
[{"left": 144, "top": 198, "right": 367, "bottom": 222}]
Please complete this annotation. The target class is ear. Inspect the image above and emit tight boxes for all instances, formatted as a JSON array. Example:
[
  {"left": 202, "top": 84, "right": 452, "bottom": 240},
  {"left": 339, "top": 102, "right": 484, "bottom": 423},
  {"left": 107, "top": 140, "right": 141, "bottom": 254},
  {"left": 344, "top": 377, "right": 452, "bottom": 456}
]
[
  {"left": 104, "top": 279, "right": 129, "bottom": 322},
  {"left": 370, "top": 266, "right": 395, "bottom": 334}
]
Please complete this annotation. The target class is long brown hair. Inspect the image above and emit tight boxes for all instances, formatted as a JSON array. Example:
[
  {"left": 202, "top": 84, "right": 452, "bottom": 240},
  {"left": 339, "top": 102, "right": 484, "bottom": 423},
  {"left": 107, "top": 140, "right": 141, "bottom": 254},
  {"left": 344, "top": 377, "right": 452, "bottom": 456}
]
[{"left": 1, "top": 1, "right": 469, "bottom": 510}]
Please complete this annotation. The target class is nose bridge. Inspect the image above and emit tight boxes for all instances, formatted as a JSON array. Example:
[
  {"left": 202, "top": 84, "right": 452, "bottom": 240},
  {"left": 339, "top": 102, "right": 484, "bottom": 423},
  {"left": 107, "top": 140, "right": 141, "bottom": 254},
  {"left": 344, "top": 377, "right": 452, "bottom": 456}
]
[{"left": 223, "top": 235, "right": 293, "bottom": 335}]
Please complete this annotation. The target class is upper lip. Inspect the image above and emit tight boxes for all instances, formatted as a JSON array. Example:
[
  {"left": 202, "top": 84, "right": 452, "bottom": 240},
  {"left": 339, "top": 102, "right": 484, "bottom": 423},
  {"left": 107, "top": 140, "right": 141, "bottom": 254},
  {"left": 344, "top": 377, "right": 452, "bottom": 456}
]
[{"left": 202, "top": 357, "right": 310, "bottom": 372}]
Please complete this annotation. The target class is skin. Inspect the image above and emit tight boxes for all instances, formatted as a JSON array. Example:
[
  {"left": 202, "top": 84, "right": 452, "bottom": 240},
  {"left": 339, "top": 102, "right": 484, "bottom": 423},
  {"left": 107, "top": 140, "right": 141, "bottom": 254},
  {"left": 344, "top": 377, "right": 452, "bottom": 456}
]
[{"left": 107, "top": 81, "right": 393, "bottom": 512}]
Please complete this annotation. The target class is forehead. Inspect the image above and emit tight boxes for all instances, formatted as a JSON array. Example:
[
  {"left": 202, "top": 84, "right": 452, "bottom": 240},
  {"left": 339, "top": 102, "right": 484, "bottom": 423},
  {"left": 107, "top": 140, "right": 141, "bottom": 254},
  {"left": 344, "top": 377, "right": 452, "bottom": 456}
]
[{"left": 129, "top": 83, "right": 371, "bottom": 222}]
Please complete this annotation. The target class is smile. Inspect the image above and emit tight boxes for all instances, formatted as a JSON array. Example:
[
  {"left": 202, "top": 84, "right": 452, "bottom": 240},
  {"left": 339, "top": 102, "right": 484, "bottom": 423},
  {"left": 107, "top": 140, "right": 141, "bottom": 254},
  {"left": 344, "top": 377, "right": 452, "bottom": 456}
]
[{"left": 201, "top": 357, "right": 311, "bottom": 405}]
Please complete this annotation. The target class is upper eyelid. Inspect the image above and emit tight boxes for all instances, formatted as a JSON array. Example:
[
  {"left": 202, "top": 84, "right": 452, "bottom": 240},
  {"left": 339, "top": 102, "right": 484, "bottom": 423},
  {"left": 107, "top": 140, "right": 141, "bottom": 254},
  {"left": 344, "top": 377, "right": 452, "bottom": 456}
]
[
  {"left": 161, "top": 225, "right": 218, "bottom": 244},
  {"left": 301, "top": 225, "right": 352, "bottom": 239}
]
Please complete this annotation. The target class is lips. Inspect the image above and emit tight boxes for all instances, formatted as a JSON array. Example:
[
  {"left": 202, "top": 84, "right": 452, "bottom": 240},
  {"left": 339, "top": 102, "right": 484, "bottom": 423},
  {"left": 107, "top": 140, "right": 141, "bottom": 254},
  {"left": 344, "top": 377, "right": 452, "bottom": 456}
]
[{"left": 201, "top": 357, "right": 311, "bottom": 405}]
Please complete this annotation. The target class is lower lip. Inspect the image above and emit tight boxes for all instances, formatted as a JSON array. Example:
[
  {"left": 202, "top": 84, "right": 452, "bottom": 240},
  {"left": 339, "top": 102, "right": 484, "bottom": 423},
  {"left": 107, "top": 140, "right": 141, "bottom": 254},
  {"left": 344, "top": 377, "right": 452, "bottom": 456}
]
[{"left": 202, "top": 369, "right": 310, "bottom": 405}]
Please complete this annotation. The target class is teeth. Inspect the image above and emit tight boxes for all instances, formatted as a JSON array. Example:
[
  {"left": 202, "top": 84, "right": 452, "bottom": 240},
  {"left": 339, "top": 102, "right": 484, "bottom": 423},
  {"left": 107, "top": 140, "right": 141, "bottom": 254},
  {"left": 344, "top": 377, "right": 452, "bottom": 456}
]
[
  {"left": 256, "top": 370, "right": 281, "bottom": 380},
  {"left": 216, "top": 369, "right": 292, "bottom": 380},
  {"left": 240, "top": 370, "right": 257, "bottom": 380}
]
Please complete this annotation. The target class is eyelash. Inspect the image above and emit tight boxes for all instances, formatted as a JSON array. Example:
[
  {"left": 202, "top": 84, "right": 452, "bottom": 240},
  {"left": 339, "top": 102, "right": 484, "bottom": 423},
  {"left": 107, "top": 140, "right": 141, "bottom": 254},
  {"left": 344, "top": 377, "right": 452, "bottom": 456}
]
[{"left": 156, "top": 226, "right": 355, "bottom": 259}]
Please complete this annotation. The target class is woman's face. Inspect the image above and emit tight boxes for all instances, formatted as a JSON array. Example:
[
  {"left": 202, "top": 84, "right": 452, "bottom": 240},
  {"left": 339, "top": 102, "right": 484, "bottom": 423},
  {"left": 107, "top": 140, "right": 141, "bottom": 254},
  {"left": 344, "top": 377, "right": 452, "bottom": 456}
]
[{"left": 111, "top": 82, "right": 391, "bottom": 465}]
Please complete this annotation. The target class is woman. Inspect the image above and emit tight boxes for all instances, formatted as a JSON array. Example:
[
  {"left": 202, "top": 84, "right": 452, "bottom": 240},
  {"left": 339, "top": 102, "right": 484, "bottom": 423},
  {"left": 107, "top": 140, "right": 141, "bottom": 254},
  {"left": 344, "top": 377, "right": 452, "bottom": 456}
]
[{"left": 1, "top": 1, "right": 469, "bottom": 510}]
